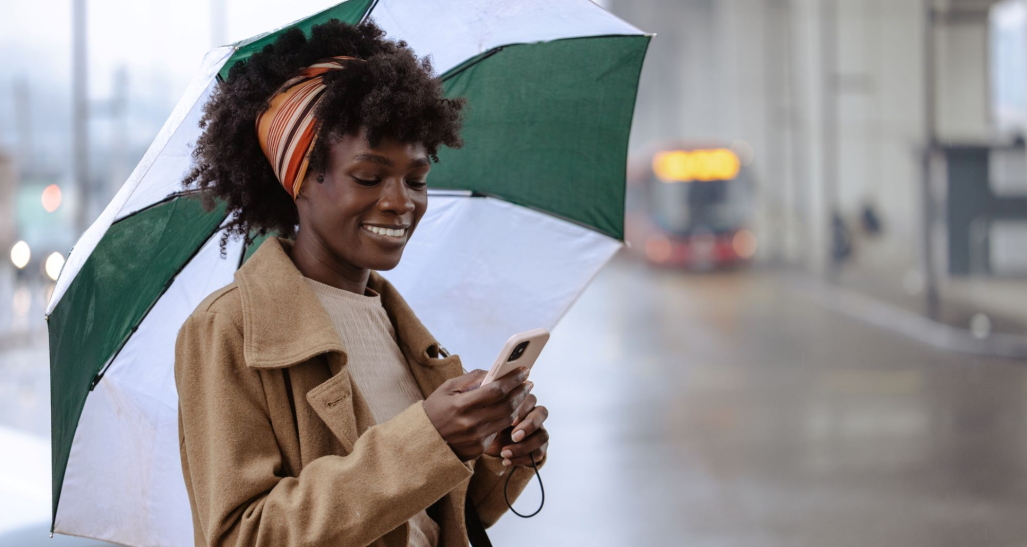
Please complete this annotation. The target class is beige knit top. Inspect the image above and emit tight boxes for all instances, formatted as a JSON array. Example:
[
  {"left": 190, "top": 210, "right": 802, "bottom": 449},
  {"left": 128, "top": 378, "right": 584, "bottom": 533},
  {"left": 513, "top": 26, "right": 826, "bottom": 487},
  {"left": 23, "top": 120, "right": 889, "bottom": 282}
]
[{"left": 305, "top": 277, "right": 440, "bottom": 547}]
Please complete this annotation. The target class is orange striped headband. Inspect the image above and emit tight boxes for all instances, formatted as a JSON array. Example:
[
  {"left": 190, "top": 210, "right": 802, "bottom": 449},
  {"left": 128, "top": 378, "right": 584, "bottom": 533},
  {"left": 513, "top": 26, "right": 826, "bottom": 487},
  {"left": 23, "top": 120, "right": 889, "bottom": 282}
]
[{"left": 255, "top": 56, "right": 365, "bottom": 199}]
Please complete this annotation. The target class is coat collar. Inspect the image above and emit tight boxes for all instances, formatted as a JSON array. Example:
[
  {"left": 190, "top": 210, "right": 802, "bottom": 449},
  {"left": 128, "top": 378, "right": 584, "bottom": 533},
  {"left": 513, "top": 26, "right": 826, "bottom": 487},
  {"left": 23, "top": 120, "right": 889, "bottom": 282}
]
[{"left": 234, "top": 237, "right": 442, "bottom": 369}]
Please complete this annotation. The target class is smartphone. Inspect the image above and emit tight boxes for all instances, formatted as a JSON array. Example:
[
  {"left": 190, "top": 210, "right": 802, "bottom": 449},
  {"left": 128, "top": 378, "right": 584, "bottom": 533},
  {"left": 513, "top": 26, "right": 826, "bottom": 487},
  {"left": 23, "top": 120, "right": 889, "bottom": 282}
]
[{"left": 480, "top": 328, "right": 550, "bottom": 386}]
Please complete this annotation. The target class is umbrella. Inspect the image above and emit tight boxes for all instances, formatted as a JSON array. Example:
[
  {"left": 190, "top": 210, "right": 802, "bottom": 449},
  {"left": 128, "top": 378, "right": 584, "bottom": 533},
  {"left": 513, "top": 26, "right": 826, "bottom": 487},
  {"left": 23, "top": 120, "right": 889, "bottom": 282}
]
[{"left": 45, "top": 0, "right": 650, "bottom": 545}]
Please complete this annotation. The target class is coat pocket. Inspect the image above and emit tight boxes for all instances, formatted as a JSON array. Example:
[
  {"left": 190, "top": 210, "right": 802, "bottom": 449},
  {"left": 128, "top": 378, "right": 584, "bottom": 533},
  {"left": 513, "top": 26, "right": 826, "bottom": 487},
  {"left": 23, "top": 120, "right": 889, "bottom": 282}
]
[{"left": 305, "top": 372, "right": 359, "bottom": 453}]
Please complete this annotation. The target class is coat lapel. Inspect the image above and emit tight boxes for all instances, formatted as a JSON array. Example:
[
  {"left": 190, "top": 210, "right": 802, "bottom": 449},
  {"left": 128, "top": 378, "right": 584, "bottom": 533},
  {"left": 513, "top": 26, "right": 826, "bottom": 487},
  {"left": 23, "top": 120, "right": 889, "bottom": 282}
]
[
  {"left": 235, "top": 237, "right": 464, "bottom": 455},
  {"left": 234, "top": 238, "right": 344, "bottom": 369}
]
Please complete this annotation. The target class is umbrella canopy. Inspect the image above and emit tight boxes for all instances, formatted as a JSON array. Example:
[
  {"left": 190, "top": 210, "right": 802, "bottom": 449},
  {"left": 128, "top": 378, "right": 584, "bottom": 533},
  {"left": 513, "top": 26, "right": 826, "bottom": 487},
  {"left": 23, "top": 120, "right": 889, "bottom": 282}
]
[{"left": 46, "top": 1, "right": 649, "bottom": 545}]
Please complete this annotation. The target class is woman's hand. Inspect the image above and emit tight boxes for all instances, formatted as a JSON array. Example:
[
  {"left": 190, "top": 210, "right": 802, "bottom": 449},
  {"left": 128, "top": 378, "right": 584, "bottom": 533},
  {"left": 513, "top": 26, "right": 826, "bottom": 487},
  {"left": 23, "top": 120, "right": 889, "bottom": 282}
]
[
  {"left": 423, "top": 368, "right": 532, "bottom": 462},
  {"left": 484, "top": 387, "right": 549, "bottom": 468}
]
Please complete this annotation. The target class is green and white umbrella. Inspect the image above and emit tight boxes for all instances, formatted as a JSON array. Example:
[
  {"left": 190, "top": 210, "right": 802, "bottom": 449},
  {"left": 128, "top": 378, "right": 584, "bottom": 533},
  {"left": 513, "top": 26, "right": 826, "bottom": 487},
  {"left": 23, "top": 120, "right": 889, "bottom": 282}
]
[{"left": 45, "top": 0, "right": 649, "bottom": 544}]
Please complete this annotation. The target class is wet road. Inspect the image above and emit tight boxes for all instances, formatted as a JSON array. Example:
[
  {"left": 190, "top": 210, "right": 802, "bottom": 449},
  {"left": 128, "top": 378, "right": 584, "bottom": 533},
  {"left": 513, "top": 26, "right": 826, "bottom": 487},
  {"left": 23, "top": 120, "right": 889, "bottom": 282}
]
[
  {"left": 4, "top": 257, "right": 1027, "bottom": 545},
  {"left": 494, "top": 256, "right": 1027, "bottom": 546}
]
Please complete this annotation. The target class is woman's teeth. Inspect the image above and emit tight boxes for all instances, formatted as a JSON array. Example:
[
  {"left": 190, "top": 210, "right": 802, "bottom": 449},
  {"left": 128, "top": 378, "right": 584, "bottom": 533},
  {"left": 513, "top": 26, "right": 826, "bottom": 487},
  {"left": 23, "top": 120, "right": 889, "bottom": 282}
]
[{"left": 362, "top": 225, "right": 407, "bottom": 238}]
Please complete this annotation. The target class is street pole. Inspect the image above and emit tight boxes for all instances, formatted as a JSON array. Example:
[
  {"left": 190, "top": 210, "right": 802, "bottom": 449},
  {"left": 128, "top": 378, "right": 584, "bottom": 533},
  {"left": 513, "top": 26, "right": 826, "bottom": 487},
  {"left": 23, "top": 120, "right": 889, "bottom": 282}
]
[
  {"left": 783, "top": 0, "right": 811, "bottom": 268},
  {"left": 72, "top": 0, "right": 90, "bottom": 236},
  {"left": 764, "top": 0, "right": 788, "bottom": 265},
  {"left": 820, "top": 0, "right": 839, "bottom": 280},
  {"left": 921, "top": 0, "right": 940, "bottom": 319}
]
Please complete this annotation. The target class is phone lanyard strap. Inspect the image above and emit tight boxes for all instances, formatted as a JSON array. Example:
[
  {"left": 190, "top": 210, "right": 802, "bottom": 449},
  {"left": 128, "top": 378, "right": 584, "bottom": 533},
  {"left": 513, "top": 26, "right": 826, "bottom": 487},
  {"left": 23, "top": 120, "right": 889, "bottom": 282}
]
[
  {"left": 445, "top": 343, "right": 544, "bottom": 518},
  {"left": 503, "top": 452, "right": 544, "bottom": 518}
]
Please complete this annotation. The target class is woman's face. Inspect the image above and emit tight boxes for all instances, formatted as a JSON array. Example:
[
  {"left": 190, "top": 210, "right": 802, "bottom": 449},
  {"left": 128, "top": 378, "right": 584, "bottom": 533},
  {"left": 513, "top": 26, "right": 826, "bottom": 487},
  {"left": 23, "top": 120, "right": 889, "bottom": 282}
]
[{"left": 296, "top": 127, "right": 430, "bottom": 272}]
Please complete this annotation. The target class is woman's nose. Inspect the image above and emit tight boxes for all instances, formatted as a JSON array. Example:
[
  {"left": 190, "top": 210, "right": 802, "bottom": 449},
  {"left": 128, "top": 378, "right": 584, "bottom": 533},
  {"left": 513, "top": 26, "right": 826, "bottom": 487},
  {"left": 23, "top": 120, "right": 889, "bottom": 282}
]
[{"left": 378, "top": 179, "right": 416, "bottom": 214}]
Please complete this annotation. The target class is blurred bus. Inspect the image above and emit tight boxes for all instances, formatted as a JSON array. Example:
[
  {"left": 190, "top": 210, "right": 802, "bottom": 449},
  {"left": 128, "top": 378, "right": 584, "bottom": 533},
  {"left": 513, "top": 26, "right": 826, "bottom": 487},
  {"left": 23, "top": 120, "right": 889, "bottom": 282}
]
[{"left": 626, "top": 142, "right": 757, "bottom": 270}]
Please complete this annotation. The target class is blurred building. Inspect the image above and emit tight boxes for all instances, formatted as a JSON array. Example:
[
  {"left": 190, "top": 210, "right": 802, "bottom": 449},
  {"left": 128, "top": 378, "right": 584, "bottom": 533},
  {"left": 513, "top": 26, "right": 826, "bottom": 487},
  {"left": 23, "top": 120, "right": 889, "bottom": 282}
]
[{"left": 610, "top": 0, "right": 1027, "bottom": 334}]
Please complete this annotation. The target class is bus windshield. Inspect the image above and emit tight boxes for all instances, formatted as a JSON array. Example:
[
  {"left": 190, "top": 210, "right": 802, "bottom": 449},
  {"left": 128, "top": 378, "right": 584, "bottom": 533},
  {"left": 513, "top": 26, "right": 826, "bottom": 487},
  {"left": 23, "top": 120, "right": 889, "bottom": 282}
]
[{"left": 649, "top": 174, "right": 753, "bottom": 236}]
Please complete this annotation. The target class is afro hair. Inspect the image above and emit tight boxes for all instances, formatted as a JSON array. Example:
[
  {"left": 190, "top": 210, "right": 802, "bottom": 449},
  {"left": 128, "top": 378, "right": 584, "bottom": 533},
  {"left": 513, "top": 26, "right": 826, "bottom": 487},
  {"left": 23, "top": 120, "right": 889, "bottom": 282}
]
[{"left": 183, "top": 18, "right": 466, "bottom": 243}]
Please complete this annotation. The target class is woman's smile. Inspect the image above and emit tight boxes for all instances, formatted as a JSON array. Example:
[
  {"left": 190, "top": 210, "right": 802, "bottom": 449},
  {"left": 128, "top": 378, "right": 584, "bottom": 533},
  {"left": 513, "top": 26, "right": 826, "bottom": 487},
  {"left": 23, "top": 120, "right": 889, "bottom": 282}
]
[{"left": 360, "top": 222, "right": 410, "bottom": 242}]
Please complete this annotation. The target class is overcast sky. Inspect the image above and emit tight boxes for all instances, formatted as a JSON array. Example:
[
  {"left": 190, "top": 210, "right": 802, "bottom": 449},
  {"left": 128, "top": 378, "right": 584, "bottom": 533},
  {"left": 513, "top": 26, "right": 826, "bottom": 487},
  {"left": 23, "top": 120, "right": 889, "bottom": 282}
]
[
  {"left": 0, "top": 0, "right": 350, "bottom": 94},
  {"left": 0, "top": 0, "right": 355, "bottom": 162}
]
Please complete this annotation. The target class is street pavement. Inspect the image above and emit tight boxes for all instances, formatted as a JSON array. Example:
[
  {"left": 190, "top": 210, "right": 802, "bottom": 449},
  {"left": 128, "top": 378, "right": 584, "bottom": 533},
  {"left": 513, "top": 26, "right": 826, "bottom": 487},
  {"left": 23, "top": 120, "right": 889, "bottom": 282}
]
[
  {"left": 3, "top": 256, "right": 1027, "bottom": 545},
  {"left": 493, "top": 256, "right": 1027, "bottom": 546}
]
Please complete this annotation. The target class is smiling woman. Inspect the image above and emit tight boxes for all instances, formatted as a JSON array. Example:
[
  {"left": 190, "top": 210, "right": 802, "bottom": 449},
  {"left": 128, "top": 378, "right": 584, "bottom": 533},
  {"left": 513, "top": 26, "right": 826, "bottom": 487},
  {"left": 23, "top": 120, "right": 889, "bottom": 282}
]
[{"left": 174, "top": 16, "right": 548, "bottom": 547}]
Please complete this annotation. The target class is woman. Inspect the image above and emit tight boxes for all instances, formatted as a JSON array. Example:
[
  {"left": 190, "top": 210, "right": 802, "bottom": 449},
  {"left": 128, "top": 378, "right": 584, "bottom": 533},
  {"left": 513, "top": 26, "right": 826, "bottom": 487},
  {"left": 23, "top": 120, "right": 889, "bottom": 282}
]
[{"left": 175, "top": 19, "right": 549, "bottom": 547}]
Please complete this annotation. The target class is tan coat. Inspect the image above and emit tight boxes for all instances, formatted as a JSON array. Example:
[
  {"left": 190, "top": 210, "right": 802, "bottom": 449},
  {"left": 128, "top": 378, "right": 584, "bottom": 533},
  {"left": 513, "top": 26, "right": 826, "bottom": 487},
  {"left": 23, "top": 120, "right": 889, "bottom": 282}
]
[{"left": 175, "top": 237, "right": 543, "bottom": 547}]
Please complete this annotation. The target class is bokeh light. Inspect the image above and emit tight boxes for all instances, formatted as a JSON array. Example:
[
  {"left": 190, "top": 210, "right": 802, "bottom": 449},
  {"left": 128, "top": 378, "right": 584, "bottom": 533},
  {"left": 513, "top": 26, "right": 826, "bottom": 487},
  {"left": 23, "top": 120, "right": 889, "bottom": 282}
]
[
  {"left": 10, "top": 241, "right": 31, "bottom": 269},
  {"left": 41, "top": 184, "right": 62, "bottom": 213},
  {"left": 45, "top": 252, "right": 65, "bottom": 282},
  {"left": 733, "top": 229, "right": 758, "bottom": 259},
  {"left": 12, "top": 287, "right": 31, "bottom": 319},
  {"left": 970, "top": 313, "right": 992, "bottom": 340},
  {"left": 645, "top": 237, "right": 672, "bottom": 263},
  {"left": 653, "top": 149, "right": 741, "bottom": 183}
]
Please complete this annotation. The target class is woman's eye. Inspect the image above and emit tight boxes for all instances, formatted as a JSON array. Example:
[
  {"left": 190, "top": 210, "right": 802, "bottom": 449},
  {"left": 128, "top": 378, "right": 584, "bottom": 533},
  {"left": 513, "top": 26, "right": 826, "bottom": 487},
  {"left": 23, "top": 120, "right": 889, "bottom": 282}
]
[
  {"left": 352, "top": 177, "right": 379, "bottom": 186},
  {"left": 408, "top": 180, "right": 428, "bottom": 189}
]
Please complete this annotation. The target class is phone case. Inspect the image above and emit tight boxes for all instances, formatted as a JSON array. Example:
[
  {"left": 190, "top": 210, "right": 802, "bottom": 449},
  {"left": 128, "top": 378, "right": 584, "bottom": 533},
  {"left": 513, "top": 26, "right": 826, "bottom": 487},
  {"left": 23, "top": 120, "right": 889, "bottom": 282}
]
[{"left": 480, "top": 328, "right": 550, "bottom": 385}]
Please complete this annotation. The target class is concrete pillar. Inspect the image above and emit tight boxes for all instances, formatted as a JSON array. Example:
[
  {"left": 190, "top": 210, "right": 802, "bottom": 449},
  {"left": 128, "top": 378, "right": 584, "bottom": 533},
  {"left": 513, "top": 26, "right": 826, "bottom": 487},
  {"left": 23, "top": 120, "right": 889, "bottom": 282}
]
[{"left": 933, "top": 1, "right": 994, "bottom": 141}]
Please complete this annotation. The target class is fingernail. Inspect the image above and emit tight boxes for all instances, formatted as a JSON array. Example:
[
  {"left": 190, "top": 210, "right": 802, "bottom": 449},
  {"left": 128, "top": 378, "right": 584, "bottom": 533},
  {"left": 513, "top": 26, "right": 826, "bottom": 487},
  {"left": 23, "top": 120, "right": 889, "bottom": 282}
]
[
  {"left": 512, "top": 430, "right": 525, "bottom": 442},
  {"left": 501, "top": 449, "right": 513, "bottom": 458},
  {"left": 502, "top": 459, "right": 512, "bottom": 466},
  {"left": 526, "top": 381, "right": 534, "bottom": 391}
]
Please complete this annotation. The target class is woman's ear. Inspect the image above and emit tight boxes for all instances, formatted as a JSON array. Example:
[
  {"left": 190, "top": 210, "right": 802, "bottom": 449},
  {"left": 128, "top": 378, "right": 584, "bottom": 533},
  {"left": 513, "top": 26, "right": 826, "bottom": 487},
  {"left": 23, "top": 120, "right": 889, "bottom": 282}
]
[{"left": 295, "top": 171, "right": 321, "bottom": 201}]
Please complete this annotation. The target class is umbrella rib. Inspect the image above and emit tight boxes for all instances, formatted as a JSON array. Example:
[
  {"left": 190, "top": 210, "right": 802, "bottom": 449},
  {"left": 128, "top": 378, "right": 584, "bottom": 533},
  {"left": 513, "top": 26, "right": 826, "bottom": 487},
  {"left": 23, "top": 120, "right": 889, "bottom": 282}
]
[
  {"left": 432, "top": 190, "right": 623, "bottom": 241},
  {"left": 439, "top": 32, "right": 651, "bottom": 84},
  {"left": 440, "top": 47, "right": 505, "bottom": 82},
  {"left": 237, "top": 237, "right": 251, "bottom": 270},
  {"left": 112, "top": 189, "right": 207, "bottom": 226},
  {"left": 237, "top": 230, "right": 267, "bottom": 269},
  {"left": 359, "top": 0, "right": 381, "bottom": 24}
]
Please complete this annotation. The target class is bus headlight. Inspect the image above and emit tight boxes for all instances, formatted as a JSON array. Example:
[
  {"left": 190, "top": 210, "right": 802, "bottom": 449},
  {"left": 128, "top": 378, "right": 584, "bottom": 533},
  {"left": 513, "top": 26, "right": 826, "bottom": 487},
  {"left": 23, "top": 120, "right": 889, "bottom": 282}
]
[{"left": 732, "top": 230, "right": 758, "bottom": 259}]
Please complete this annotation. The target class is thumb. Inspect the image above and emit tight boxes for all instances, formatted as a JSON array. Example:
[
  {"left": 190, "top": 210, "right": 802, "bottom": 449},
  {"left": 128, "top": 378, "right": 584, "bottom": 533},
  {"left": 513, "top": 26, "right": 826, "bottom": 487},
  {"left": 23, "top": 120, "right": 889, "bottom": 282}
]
[{"left": 449, "top": 369, "right": 488, "bottom": 393}]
